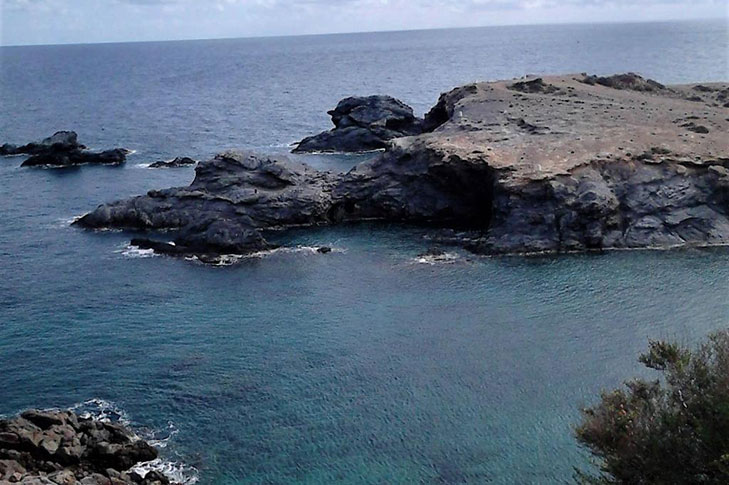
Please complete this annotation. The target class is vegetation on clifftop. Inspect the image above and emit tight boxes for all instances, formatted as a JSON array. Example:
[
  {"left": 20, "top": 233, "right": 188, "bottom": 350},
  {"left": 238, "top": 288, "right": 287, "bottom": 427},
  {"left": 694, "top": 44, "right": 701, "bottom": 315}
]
[{"left": 576, "top": 329, "right": 729, "bottom": 484}]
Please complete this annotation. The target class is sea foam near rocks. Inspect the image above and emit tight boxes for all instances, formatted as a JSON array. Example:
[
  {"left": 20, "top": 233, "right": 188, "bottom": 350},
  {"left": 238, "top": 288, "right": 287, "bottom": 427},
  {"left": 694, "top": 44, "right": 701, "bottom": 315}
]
[{"left": 68, "top": 399, "right": 199, "bottom": 484}]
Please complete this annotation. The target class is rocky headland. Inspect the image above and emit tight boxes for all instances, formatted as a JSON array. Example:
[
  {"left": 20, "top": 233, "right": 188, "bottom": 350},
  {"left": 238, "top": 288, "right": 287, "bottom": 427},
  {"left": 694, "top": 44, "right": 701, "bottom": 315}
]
[
  {"left": 0, "top": 409, "right": 172, "bottom": 485},
  {"left": 75, "top": 73, "right": 729, "bottom": 259},
  {"left": 1, "top": 131, "right": 128, "bottom": 168}
]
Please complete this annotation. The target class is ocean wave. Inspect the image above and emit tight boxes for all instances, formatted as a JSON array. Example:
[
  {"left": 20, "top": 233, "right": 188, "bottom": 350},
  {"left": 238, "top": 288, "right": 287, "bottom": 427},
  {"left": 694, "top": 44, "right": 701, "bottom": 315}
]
[
  {"left": 69, "top": 398, "right": 132, "bottom": 425},
  {"left": 49, "top": 214, "right": 84, "bottom": 228},
  {"left": 186, "top": 245, "right": 345, "bottom": 266},
  {"left": 131, "top": 459, "right": 199, "bottom": 485},
  {"left": 117, "top": 244, "right": 160, "bottom": 258}
]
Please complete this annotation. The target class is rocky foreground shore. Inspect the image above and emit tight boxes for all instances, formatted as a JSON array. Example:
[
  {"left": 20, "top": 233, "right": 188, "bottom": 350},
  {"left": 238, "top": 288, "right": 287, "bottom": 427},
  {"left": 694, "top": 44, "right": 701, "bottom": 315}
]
[
  {"left": 75, "top": 73, "right": 729, "bottom": 259},
  {"left": 0, "top": 410, "right": 171, "bottom": 485}
]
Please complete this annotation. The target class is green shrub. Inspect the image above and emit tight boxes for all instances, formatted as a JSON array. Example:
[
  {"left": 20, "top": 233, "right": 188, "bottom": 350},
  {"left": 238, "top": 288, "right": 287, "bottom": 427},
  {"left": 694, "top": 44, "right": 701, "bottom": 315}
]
[{"left": 575, "top": 330, "right": 729, "bottom": 484}]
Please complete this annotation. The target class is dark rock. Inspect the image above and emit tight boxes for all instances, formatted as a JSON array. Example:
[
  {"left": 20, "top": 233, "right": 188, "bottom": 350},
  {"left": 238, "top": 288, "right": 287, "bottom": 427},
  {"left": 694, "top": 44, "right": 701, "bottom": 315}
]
[
  {"left": 21, "top": 148, "right": 127, "bottom": 168},
  {"left": 681, "top": 122, "right": 710, "bottom": 134},
  {"left": 317, "top": 246, "right": 332, "bottom": 254},
  {"left": 293, "top": 95, "right": 423, "bottom": 153},
  {"left": 0, "top": 131, "right": 83, "bottom": 156},
  {"left": 581, "top": 72, "right": 666, "bottom": 92},
  {"left": 0, "top": 409, "right": 173, "bottom": 484},
  {"left": 508, "top": 78, "right": 559, "bottom": 94},
  {"left": 1, "top": 131, "right": 127, "bottom": 168},
  {"left": 148, "top": 157, "right": 197, "bottom": 169},
  {"left": 130, "top": 239, "right": 187, "bottom": 256},
  {"left": 76, "top": 151, "right": 331, "bottom": 260},
  {"left": 21, "top": 411, "right": 66, "bottom": 430},
  {"left": 423, "top": 84, "right": 478, "bottom": 132}
]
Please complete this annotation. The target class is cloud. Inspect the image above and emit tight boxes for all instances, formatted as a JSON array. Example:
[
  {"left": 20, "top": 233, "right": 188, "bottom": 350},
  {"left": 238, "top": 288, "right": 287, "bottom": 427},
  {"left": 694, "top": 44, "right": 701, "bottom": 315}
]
[{"left": 1, "top": 0, "right": 726, "bottom": 45}]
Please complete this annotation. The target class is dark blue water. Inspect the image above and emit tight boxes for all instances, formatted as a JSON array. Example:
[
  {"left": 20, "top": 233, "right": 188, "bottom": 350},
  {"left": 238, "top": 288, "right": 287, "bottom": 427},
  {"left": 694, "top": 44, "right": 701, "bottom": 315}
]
[{"left": 1, "top": 20, "right": 728, "bottom": 484}]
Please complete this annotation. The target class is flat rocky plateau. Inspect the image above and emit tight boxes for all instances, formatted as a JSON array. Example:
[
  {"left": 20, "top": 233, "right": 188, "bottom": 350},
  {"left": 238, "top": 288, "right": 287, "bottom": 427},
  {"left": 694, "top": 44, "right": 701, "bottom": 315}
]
[{"left": 75, "top": 73, "right": 729, "bottom": 259}]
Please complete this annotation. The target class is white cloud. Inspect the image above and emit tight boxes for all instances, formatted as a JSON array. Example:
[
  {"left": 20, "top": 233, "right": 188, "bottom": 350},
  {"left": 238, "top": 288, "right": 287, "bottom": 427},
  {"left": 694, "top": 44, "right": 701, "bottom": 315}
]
[{"left": 1, "top": 0, "right": 726, "bottom": 45}]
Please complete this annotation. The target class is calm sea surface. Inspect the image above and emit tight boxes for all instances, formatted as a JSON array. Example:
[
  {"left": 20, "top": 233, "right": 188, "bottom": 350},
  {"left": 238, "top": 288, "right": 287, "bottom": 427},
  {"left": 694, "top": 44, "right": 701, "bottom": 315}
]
[{"left": 1, "top": 20, "right": 728, "bottom": 484}]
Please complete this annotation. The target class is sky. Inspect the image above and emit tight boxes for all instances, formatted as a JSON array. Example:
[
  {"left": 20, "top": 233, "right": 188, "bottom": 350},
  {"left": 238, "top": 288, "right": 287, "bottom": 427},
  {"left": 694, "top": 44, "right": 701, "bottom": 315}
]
[{"left": 0, "top": 0, "right": 727, "bottom": 46}]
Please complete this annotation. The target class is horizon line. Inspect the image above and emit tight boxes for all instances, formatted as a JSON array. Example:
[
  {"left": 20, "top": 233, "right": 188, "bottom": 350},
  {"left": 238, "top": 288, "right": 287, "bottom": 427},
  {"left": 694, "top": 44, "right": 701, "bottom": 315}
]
[{"left": 1, "top": 16, "right": 725, "bottom": 49}]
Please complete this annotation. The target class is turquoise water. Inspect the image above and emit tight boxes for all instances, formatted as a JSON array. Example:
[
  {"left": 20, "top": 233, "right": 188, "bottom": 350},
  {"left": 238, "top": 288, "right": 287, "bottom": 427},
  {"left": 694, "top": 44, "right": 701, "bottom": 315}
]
[{"left": 1, "top": 19, "right": 728, "bottom": 484}]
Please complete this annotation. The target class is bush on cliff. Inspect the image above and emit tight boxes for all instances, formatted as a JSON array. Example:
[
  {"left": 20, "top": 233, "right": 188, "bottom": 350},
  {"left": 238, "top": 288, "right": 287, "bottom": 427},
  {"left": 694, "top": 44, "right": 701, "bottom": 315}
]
[{"left": 576, "top": 329, "right": 729, "bottom": 484}]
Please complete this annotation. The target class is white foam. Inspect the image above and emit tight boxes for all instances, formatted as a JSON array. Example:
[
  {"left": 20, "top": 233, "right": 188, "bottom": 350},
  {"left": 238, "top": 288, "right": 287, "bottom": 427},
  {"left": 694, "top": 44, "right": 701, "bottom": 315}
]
[
  {"left": 66, "top": 399, "right": 199, "bottom": 484},
  {"left": 187, "top": 245, "right": 344, "bottom": 266},
  {"left": 412, "top": 251, "right": 460, "bottom": 265},
  {"left": 69, "top": 398, "right": 132, "bottom": 426},
  {"left": 117, "top": 244, "right": 159, "bottom": 259},
  {"left": 50, "top": 214, "right": 84, "bottom": 229},
  {"left": 131, "top": 459, "right": 199, "bottom": 484}
]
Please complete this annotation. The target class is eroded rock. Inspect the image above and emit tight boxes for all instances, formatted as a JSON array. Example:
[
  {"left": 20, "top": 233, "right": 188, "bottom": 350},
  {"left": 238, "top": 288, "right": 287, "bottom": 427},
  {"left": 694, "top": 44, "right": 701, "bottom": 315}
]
[
  {"left": 580, "top": 72, "right": 666, "bottom": 91},
  {"left": 0, "top": 410, "right": 174, "bottom": 485},
  {"left": 1, "top": 131, "right": 128, "bottom": 168},
  {"left": 76, "top": 74, "right": 729, "bottom": 259},
  {"left": 293, "top": 95, "right": 423, "bottom": 153}
]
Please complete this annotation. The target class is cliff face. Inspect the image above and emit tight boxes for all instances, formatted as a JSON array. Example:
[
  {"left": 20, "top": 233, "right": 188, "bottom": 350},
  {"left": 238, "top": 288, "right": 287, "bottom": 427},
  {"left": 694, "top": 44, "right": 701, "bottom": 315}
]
[{"left": 76, "top": 74, "right": 729, "bottom": 259}]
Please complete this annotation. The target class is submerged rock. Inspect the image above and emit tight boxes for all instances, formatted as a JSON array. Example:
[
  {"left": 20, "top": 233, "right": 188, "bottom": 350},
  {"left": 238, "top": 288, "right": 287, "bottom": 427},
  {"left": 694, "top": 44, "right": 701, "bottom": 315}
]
[
  {"left": 77, "top": 74, "right": 729, "bottom": 259},
  {"left": 293, "top": 95, "right": 423, "bottom": 153},
  {"left": 149, "top": 157, "right": 197, "bottom": 169},
  {"left": 1, "top": 131, "right": 128, "bottom": 168},
  {"left": 0, "top": 409, "right": 171, "bottom": 485}
]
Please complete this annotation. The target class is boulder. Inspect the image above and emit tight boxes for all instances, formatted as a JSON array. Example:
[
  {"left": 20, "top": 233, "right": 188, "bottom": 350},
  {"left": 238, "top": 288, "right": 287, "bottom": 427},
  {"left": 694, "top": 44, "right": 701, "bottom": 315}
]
[
  {"left": 0, "top": 410, "right": 172, "bottom": 485},
  {"left": 293, "top": 95, "right": 423, "bottom": 152}
]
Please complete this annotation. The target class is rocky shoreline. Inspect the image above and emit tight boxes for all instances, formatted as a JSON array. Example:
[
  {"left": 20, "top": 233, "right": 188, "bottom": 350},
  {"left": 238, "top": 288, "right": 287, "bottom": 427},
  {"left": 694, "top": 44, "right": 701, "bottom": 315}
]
[
  {"left": 0, "top": 409, "right": 173, "bottom": 485},
  {"left": 73, "top": 73, "right": 728, "bottom": 260}
]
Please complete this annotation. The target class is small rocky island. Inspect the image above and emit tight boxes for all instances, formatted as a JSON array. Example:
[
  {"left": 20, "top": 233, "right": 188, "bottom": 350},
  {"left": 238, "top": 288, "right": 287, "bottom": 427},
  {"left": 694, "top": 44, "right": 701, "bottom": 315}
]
[
  {"left": 0, "top": 409, "right": 172, "bottom": 484},
  {"left": 148, "top": 157, "right": 197, "bottom": 169},
  {"left": 1, "top": 131, "right": 128, "bottom": 168},
  {"left": 75, "top": 73, "right": 729, "bottom": 260}
]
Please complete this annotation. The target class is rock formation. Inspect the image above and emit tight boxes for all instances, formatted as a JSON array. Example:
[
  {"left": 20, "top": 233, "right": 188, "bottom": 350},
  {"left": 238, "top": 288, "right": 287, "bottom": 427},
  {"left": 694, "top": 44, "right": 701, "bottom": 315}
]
[
  {"left": 0, "top": 131, "right": 84, "bottom": 156},
  {"left": 148, "top": 157, "right": 197, "bottom": 169},
  {"left": 75, "top": 74, "right": 729, "bottom": 260},
  {"left": 0, "top": 409, "right": 172, "bottom": 484},
  {"left": 292, "top": 95, "right": 423, "bottom": 153},
  {"left": 1, "top": 131, "right": 128, "bottom": 168}
]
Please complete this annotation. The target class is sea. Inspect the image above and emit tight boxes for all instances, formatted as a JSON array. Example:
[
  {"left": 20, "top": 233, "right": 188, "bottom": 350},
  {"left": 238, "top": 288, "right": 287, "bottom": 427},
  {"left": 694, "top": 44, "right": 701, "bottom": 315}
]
[{"left": 1, "top": 19, "right": 728, "bottom": 484}]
